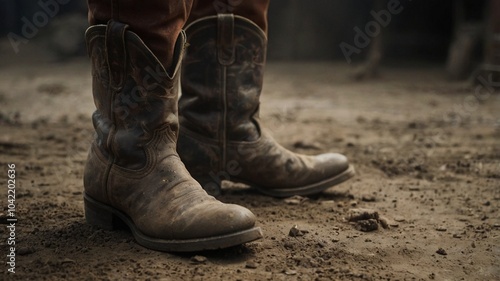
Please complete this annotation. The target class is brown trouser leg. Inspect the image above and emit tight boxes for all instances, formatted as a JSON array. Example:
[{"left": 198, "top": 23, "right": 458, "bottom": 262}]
[
  {"left": 87, "top": 0, "right": 193, "bottom": 69},
  {"left": 188, "top": 0, "right": 270, "bottom": 33},
  {"left": 87, "top": 0, "right": 270, "bottom": 67}
]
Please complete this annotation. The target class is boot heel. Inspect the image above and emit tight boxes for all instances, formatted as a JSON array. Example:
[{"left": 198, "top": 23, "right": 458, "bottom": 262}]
[
  {"left": 194, "top": 175, "right": 222, "bottom": 196},
  {"left": 84, "top": 195, "right": 118, "bottom": 231}
]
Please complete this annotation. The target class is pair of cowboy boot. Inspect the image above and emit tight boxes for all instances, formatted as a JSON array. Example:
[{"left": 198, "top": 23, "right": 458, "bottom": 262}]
[{"left": 83, "top": 12, "right": 353, "bottom": 252}]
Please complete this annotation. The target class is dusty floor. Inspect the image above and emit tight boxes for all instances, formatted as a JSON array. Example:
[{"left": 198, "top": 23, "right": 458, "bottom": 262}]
[{"left": 0, "top": 55, "right": 499, "bottom": 280}]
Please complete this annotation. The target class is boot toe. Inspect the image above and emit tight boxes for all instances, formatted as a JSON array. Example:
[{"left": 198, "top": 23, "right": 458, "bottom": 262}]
[
  {"left": 172, "top": 202, "right": 257, "bottom": 240},
  {"left": 315, "top": 152, "right": 350, "bottom": 176},
  {"left": 222, "top": 204, "right": 257, "bottom": 232}
]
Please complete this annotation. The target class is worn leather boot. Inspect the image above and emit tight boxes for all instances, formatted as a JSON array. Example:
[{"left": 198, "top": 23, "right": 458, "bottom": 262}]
[
  {"left": 178, "top": 14, "right": 355, "bottom": 198},
  {"left": 83, "top": 20, "right": 262, "bottom": 252}
]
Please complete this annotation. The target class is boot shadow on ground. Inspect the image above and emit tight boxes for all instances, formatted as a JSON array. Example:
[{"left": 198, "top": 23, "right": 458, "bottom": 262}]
[{"left": 219, "top": 181, "right": 355, "bottom": 205}]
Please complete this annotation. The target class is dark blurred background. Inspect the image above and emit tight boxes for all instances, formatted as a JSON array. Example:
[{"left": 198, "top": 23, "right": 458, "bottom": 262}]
[
  {"left": 0, "top": 0, "right": 491, "bottom": 78},
  {"left": 268, "top": 0, "right": 481, "bottom": 61}
]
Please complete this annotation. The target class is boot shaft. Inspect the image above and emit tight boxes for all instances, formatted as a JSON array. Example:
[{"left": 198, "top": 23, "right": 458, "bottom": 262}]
[
  {"left": 179, "top": 14, "right": 267, "bottom": 142},
  {"left": 86, "top": 20, "right": 185, "bottom": 169}
]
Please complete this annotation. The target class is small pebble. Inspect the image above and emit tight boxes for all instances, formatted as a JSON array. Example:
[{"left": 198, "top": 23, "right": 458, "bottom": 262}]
[
  {"left": 436, "top": 248, "right": 447, "bottom": 255},
  {"left": 320, "top": 200, "right": 336, "bottom": 206},
  {"left": 361, "top": 195, "right": 376, "bottom": 202},
  {"left": 245, "top": 261, "right": 258, "bottom": 269},
  {"left": 190, "top": 255, "right": 207, "bottom": 264},
  {"left": 393, "top": 216, "right": 406, "bottom": 222},
  {"left": 289, "top": 225, "right": 305, "bottom": 237},
  {"left": 436, "top": 226, "right": 447, "bottom": 232},
  {"left": 388, "top": 221, "right": 399, "bottom": 227},
  {"left": 284, "top": 195, "right": 307, "bottom": 205}
]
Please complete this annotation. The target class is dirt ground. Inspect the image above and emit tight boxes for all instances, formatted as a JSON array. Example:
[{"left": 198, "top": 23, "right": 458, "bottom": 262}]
[{"left": 0, "top": 47, "right": 499, "bottom": 280}]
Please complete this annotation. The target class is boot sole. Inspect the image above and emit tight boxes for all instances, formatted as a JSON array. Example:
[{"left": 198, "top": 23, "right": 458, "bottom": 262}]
[
  {"left": 233, "top": 165, "right": 356, "bottom": 198},
  {"left": 84, "top": 194, "right": 263, "bottom": 252}
]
